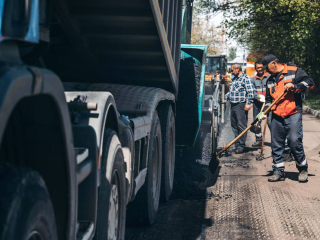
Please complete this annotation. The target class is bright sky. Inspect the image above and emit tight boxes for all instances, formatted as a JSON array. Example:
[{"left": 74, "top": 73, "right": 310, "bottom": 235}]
[{"left": 209, "top": 12, "right": 247, "bottom": 58}]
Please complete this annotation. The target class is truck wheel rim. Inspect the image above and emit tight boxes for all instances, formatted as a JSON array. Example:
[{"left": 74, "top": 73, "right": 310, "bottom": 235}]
[
  {"left": 152, "top": 136, "right": 160, "bottom": 209},
  {"left": 28, "top": 231, "right": 44, "bottom": 240},
  {"left": 108, "top": 175, "right": 119, "bottom": 240},
  {"left": 168, "top": 128, "right": 174, "bottom": 188}
]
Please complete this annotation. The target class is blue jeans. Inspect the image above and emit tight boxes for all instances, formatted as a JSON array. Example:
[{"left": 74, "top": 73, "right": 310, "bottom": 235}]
[
  {"left": 231, "top": 102, "right": 248, "bottom": 149},
  {"left": 270, "top": 112, "right": 307, "bottom": 175}
]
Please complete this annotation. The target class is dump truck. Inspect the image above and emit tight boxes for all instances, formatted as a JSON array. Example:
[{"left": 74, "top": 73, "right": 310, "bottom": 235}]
[{"left": 0, "top": 0, "right": 220, "bottom": 240}]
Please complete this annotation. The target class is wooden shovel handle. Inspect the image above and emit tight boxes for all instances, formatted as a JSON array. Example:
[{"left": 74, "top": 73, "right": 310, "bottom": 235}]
[
  {"left": 217, "top": 124, "right": 253, "bottom": 155},
  {"left": 217, "top": 90, "right": 287, "bottom": 156},
  {"left": 262, "top": 90, "right": 287, "bottom": 115},
  {"left": 260, "top": 117, "right": 268, "bottom": 157}
]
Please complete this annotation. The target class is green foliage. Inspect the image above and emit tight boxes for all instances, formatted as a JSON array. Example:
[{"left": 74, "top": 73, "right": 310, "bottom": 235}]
[
  {"left": 227, "top": 46, "right": 237, "bottom": 61},
  {"left": 304, "top": 93, "right": 320, "bottom": 111},
  {"left": 196, "top": 0, "right": 320, "bottom": 92},
  {"left": 246, "top": 52, "right": 264, "bottom": 62}
]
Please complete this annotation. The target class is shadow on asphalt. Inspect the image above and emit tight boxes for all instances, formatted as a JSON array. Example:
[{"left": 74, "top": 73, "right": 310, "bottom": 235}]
[
  {"left": 285, "top": 172, "right": 315, "bottom": 181},
  {"left": 125, "top": 125, "right": 221, "bottom": 240},
  {"left": 126, "top": 103, "right": 231, "bottom": 240}
]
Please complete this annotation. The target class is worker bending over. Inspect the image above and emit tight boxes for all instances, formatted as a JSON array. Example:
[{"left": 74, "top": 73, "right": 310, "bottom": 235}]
[{"left": 257, "top": 55, "right": 314, "bottom": 182}]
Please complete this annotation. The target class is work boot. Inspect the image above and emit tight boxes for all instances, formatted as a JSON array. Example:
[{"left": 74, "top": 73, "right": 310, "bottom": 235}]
[
  {"left": 268, "top": 173, "right": 285, "bottom": 182},
  {"left": 235, "top": 148, "right": 244, "bottom": 154},
  {"left": 252, "top": 141, "right": 262, "bottom": 148},
  {"left": 298, "top": 170, "right": 308, "bottom": 182}
]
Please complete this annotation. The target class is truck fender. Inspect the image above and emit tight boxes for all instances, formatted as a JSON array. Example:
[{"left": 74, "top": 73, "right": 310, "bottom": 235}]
[{"left": 0, "top": 66, "right": 76, "bottom": 240}]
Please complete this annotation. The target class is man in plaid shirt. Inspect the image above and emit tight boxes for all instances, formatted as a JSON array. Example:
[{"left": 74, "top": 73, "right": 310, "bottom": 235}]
[{"left": 225, "top": 63, "right": 254, "bottom": 153}]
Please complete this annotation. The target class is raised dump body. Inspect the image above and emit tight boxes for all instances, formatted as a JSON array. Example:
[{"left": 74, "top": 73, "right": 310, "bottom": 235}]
[{"left": 38, "top": 0, "right": 183, "bottom": 93}]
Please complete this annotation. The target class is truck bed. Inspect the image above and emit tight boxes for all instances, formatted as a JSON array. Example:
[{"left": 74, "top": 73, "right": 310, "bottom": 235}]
[{"left": 41, "top": 0, "right": 182, "bottom": 94}]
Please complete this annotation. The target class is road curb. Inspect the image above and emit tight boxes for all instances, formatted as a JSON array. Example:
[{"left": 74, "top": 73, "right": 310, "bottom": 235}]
[{"left": 303, "top": 105, "right": 320, "bottom": 118}]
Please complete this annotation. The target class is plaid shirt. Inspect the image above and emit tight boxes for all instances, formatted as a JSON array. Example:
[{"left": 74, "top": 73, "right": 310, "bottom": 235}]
[{"left": 225, "top": 73, "right": 254, "bottom": 105}]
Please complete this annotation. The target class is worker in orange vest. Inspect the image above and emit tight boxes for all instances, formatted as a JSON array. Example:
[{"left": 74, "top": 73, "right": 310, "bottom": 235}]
[
  {"left": 252, "top": 61, "right": 294, "bottom": 162},
  {"left": 257, "top": 54, "right": 314, "bottom": 182}
]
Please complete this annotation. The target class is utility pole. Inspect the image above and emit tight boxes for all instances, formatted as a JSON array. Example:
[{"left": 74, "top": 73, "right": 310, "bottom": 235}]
[{"left": 242, "top": 48, "right": 245, "bottom": 71}]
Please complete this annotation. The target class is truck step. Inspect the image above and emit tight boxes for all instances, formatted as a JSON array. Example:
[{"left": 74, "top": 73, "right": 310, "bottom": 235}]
[
  {"left": 77, "top": 221, "right": 94, "bottom": 240},
  {"left": 75, "top": 148, "right": 89, "bottom": 165},
  {"left": 130, "top": 168, "right": 148, "bottom": 200},
  {"left": 75, "top": 148, "right": 92, "bottom": 184}
]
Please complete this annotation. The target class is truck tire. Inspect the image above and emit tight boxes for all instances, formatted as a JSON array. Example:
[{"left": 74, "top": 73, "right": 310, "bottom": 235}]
[
  {"left": 0, "top": 165, "right": 58, "bottom": 240},
  {"left": 128, "top": 111, "right": 162, "bottom": 226},
  {"left": 159, "top": 104, "right": 175, "bottom": 202},
  {"left": 95, "top": 129, "right": 126, "bottom": 240}
]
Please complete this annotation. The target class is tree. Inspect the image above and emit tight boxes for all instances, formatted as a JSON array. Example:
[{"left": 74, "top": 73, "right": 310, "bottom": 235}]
[
  {"left": 227, "top": 46, "right": 237, "bottom": 61},
  {"left": 191, "top": 10, "right": 224, "bottom": 55},
  {"left": 196, "top": 0, "right": 320, "bottom": 92}
]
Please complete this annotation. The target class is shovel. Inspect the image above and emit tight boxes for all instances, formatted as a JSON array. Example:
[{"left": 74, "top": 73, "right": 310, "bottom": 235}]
[{"left": 209, "top": 90, "right": 288, "bottom": 172}]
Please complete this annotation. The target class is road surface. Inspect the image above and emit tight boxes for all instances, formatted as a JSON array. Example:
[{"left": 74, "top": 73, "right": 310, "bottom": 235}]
[{"left": 126, "top": 102, "right": 320, "bottom": 240}]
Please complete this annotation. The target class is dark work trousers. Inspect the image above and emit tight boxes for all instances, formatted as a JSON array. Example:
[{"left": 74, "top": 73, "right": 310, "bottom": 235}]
[
  {"left": 231, "top": 102, "right": 248, "bottom": 150},
  {"left": 270, "top": 112, "right": 307, "bottom": 176},
  {"left": 254, "top": 100, "right": 289, "bottom": 152}
]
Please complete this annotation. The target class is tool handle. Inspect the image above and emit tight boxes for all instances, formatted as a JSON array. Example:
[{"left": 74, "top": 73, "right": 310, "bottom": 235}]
[
  {"left": 260, "top": 102, "right": 265, "bottom": 112},
  {"left": 217, "top": 124, "right": 252, "bottom": 155},
  {"left": 260, "top": 117, "right": 268, "bottom": 156},
  {"left": 259, "top": 91, "right": 287, "bottom": 156},
  {"left": 262, "top": 90, "right": 287, "bottom": 116},
  {"left": 249, "top": 90, "right": 287, "bottom": 126},
  {"left": 217, "top": 90, "right": 287, "bottom": 156}
]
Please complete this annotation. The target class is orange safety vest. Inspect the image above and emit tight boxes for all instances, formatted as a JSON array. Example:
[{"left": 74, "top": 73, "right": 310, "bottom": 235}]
[{"left": 268, "top": 64, "right": 297, "bottom": 118}]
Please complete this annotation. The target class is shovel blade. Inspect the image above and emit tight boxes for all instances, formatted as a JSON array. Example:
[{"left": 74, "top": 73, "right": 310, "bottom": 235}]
[{"left": 256, "top": 154, "right": 264, "bottom": 161}]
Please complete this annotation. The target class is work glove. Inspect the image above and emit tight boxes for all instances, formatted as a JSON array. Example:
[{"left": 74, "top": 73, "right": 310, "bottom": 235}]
[
  {"left": 256, "top": 112, "right": 267, "bottom": 121},
  {"left": 256, "top": 94, "right": 265, "bottom": 103}
]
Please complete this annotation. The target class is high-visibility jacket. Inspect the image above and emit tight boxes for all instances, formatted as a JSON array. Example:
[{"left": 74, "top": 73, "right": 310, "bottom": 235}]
[{"left": 265, "top": 63, "right": 314, "bottom": 118}]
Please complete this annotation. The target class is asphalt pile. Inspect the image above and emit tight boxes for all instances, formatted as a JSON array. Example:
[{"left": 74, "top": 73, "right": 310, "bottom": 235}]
[{"left": 176, "top": 57, "right": 202, "bottom": 146}]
